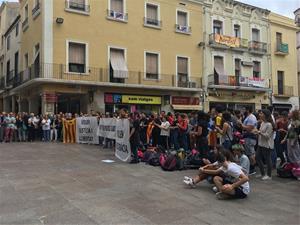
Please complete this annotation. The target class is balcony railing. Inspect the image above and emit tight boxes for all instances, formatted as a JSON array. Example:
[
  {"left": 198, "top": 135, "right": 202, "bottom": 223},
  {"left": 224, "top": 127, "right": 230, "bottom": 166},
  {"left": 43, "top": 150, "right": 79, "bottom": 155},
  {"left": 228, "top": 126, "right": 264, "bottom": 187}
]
[
  {"left": 175, "top": 24, "right": 191, "bottom": 34},
  {"left": 22, "top": 18, "right": 29, "bottom": 31},
  {"left": 11, "top": 63, "right": 202, "bottom": 90},
  {"left": 107, "top": 9, "right": 128, "bottom": 21},
  {"left": 144, "top": 17, "right": 162, "bottom": 27},
  {"left": 273, "top": 86, "right": 293, "bottom": 97},
  {"left": 248, "top": 41, "right": 267, "bottom": 54},
  {"left": 65, "top": 0, "right": 90, "bottom": 12},
  {"left": 209, "top": 33, "right": 248, "bottom": 50},
  {"left": 32, "top": 2, "right": 41, "bottom": 18},
  {"left": 208, "top": 74, "right": 269, "bottom": 90},
  {"left": 276, "top": 43, "right": 289, "bottom": 55}
]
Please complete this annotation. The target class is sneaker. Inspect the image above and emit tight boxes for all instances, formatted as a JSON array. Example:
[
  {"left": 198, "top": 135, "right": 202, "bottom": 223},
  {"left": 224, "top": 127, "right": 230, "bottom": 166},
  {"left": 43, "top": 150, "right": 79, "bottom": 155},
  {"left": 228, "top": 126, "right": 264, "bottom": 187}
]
[
  {"left": 212, "top": 186, "right": 218, "bottom": 193},
  {"left": 261, "top": 175, "right": 272, "bottom": 181},
  {"left": 184, "top": 176, "right": 192, "bottom": 181},
  {"left": 183, "top": 178, "right": 195, "bottom": 188},
  {"left": 216, "top": 192, "right": 231, "bottom": 200},
  {"left": 255, "top": 174, "right": 262, "bottom": 178}
]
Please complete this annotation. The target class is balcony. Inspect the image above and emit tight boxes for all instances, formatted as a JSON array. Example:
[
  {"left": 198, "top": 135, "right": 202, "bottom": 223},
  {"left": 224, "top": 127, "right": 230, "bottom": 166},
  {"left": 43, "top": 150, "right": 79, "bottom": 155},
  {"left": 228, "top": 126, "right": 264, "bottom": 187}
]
[
  {"left": 32, "top": 2, "right": 41, "bottom": 19},
  {"left": 107, "top": 10, "right": 128, "bottom": 22},
  {"left": 144, "top": 17, "right": 162, "bottom": 28},
  {"left": 175, "top": 24, "right": 191, "bottom": 34},
  {"left": 273, "top": 86, "right": 293, "bottom": 97},
  {"left": 275, "top": 43, "right": 289, "bottom": 55},
  {"left": 207, "top": 74, "right": 269, "bottom": 92},
  {"left": 209, "top": 33, "right": 248, "bottom": 51},
  {"left": 248, "top": 41, "right": 267, "bottom": 55},
  {"left": 22, "top": 18, "right": 29, "bottom": 32},
  {"left": 11, "top": 63, "right": 202, "bottom": 92},
  {"left": 65, "top": 0, "right": 90, "bottom": 14}
]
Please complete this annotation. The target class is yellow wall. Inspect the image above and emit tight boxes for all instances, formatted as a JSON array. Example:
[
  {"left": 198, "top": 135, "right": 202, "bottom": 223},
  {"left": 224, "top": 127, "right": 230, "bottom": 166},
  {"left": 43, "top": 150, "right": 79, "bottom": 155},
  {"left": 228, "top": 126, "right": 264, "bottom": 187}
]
[
  {"left": 52, "top": 0, "right": 203, "bottom": 85},
  {"left": 270, "top": 13, "right": 298, "bottom": 96},
  {"left": 19, "top": 0, "right": 42, "bottom": 70}
]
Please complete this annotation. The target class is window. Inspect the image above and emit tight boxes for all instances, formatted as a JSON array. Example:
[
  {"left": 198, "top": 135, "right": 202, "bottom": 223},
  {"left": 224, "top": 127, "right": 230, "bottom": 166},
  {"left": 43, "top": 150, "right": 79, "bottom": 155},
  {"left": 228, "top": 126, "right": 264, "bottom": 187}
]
[
  {"left": 213, "top": 20, "right": 223, "bottom": 34},
  {"left": 68, "top": 0, "right": 86, "bottom": 11},
  {"left": 234, "top": 24, "right": 240, "bottom": 38},
  {"left": 7, "top": 35, "right": 10, "bottom": 51},
  {"left": 252, "top": 28, "right": 260, "bottom": 41},
  {"left": 176, "top": 10, "right": 190, "bottom": 33},
  {"left": 235, "top": 59, "right": 241, "bottom": 77},
  {"left": 108, "top": 0, "right": 126, "bottom": 21},
  {"left": 177, "top": 57, "right": 189, "bottom": 87},
  {"left": 145, "top": 3, "right": 160, "bottom": 26},
  {"left": 68, "top": 42, "right": 86, "bottom": 73},
  {"left": 277, "top": 71, "right": 284, "bottom": 95},
  {"left": 276, "top": 32, "right": 282, "bottom": 49},
  {"left": 145, "top": 52, "right": 159, "bottom": 80},
  {"left": 15, "top": 23, "right": 19, "bottom": 36},
  {"left": 109, "top": 48, "right": 128, "bottom": 83},
  {"left": 253, "top": 61, "right": 260, "bottom": 78},
  {"left": 214, "top": 56, "right": 224, "bottom": 85},
  {"left": 24, "top": 53, "right": 29, "bottom": 68}
]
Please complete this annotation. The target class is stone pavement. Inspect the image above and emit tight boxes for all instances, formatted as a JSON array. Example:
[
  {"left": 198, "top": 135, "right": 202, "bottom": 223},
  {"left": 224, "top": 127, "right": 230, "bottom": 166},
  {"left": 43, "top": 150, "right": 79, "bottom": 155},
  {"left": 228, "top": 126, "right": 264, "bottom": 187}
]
[{"left": 0, "top": 143, "right": 299, "bottom": 225}]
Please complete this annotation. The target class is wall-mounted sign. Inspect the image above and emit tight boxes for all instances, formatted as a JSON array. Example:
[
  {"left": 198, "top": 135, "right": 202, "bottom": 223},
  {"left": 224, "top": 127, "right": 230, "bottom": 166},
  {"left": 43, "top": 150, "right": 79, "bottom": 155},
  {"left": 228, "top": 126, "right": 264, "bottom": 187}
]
[
  {"left": 122, "top": 95, "right": 161, "bottom": 105},
  {"left": 172, "top": 96, "right": 200, "bottom": 105}
]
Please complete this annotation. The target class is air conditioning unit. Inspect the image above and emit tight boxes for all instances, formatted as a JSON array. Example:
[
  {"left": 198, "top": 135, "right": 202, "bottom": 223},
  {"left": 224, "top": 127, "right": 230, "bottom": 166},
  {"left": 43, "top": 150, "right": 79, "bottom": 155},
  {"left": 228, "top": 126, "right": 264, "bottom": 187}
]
[{"left": 189, "top": 81, "right": 197, "bottom": 88}]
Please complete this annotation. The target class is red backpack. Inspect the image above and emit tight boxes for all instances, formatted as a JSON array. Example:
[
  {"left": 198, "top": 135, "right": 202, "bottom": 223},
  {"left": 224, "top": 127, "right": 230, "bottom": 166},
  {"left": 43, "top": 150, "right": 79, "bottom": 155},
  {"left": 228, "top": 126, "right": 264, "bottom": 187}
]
[{"left": 160, "top": 153, "right": 177, "bottom": 171}]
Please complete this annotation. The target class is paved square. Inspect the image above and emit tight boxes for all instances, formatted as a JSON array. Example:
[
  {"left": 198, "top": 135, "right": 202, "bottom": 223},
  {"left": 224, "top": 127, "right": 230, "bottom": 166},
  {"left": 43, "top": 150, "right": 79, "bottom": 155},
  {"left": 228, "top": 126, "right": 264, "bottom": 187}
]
[{"left": 0, "top": 143, "right": 299, "bottom": 225}]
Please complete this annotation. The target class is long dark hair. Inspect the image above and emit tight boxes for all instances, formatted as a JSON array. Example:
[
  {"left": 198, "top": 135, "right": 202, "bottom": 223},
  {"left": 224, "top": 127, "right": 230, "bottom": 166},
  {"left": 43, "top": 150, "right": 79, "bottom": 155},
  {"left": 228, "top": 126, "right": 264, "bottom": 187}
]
[{"left": 262, "top": 109, "right": 275, "bottom": 130}]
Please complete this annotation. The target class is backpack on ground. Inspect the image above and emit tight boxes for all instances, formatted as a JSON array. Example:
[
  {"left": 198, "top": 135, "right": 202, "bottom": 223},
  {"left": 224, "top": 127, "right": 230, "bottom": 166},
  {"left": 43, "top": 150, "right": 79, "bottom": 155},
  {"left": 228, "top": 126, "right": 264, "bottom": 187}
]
[
  {"left": 148, "top": 152, "right": 161, "bottom": 166},
  {"left": 160, "top": 153, "right": 177, "bottom": 171},
  {"left": 292, "top": 167, "right": 300, "bottom": 179},
  {"left": 277, "top": 163, "right": 298, "bottom": 178}
]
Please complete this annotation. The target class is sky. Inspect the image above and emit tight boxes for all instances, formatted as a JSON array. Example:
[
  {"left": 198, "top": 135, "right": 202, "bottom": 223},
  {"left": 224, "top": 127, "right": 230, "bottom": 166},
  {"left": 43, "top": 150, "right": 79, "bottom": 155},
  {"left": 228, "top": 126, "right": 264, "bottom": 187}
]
[{"left": 1, "top": 0, "right": 300, "bottom": 19}]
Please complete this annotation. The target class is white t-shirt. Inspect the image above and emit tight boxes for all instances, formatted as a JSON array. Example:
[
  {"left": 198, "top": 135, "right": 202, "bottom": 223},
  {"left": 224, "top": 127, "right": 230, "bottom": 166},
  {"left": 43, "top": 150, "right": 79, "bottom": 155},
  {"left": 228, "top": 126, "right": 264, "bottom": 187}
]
[
  {"left": 160, "top": 121, "right": 170, "bottom": 136},
  {"left": 42, "top": 119, "right": 51, "bottom": 130},
  {"left": 221, "top": 162, "right": 250, "bottom": 195}
]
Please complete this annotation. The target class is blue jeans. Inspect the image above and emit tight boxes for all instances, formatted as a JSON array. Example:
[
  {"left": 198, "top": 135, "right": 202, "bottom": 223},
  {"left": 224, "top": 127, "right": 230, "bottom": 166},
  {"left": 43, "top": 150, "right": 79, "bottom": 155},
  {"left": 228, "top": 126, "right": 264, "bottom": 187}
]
[
  {"left": 179, "top": 132, "right": 188, "bottom": 152},
  {"left": 43, "top": 130, "right": 50, "bottom": 142},
  {"left": 171, "top": 130, "right": 179, "bottom": 150}
]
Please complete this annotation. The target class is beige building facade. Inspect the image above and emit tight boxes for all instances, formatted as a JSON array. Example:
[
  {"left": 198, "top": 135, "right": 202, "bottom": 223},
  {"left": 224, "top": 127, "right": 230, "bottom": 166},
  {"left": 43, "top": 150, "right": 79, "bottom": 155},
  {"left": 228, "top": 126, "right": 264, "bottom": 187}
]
[
  {"left": 269, "top": 13, "right": 299, "bottom": 111},
  {"left": 202, "top": 0, "right": 271, "bottom": 111},
  {"left": 3, "top": 0, "right": 204, "bottom": 114}
]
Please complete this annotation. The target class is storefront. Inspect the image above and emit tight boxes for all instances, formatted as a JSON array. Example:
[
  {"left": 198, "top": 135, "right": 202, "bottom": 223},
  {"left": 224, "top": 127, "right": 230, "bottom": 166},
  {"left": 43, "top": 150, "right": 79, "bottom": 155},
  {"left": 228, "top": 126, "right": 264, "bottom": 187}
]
[
  {"left": 104, "top": 93, "right": 162, "bottom": 114},
  {"left": 171, "top": 96, "right": 201, "bottom": 112}
]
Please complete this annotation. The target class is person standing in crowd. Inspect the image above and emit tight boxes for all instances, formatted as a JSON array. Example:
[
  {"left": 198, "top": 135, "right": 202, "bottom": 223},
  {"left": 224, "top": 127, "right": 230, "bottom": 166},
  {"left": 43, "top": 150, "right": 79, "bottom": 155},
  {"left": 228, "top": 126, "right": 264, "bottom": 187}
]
[
  {"left": 275, "top": 111, "right": 288, "bottom": 166},
  {"left": 208, "top": 108, "right": 217, "bottom": 148},
  {"left": 170, "top": 113, "right": 179, "bottom": 150},
  {"left": 27, "top": 113, "right": 35, "bottom": 142},
  {"left": 216, "top": 111, "right": 233, "bottom": 151},
  {"left": 129, "top": 112, "right": 141, "bottom": 164},
  {"left": 50, "top": 115, "right": 58, "bottom": 142},
  {"left": 189, "top": 112, "right": 198, "bottom": 150},
  {"left": 177, "top": 114, "right": 188, "bottom": 151},
  {"left": 255, "top": 109, "right": 275, "bottom": 180},
  {"left": 191, "top": 111, "right": 209, "bottom": 158},
  {"left": 42, "top": 115, "right": 51, "bottom": 142},
  {"left": 156, "top": 116, "right": 170, "bottom": 150},
  {"left": 16, "top": 114, "right": 26, "bottom": 142},
  {"left": 240, "top": 106, "right": 257, "bottom": 175},
  {"left": 4, "top": 113, "right": 16, "bottom": 143},
  {"left": 281, "top": 110, "right": 300, "bottom": 166},
  {"left": 151, "top": 113, "right": 161, "bottom": 147},
  {"left": 33, "top": 114, "right": 40, "bottom": 141},
  {"left": 139, "top": 113, "right": 148, "bottom": 147},
  {"left": 0, "top": 112, "right": 5, "bottom": 142}
]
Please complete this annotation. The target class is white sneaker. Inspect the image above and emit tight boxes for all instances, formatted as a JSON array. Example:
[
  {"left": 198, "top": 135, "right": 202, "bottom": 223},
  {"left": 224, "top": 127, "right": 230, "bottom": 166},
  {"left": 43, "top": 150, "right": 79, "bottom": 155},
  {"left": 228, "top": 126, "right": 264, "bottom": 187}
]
[
  {"left": 212, "top": 186, "right": 218, "bottom": 193},
  {"left": 184, "top": 176, "right": 192, "bottom": 181},
  {"left": 262, "top": 175, "right": 272, "bottom": 181},
  {"left": 255, "top": 174, "right": 262, "bottom": 178},
  {"left": 183, "top": 178, "right": 195, "bottom": 187}
]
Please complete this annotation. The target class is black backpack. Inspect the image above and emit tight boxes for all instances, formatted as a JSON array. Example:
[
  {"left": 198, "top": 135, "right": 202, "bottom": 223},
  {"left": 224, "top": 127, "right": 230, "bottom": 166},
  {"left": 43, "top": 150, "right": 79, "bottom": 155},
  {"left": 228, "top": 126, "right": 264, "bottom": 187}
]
[{"left": 148, "top": 152, "right": 161, "bottom": 166}]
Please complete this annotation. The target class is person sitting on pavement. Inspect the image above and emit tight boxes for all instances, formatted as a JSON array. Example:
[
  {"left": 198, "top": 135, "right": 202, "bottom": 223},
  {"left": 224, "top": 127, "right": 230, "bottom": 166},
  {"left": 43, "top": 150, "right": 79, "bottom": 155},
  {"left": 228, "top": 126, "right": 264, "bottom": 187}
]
[
  {"left": 232, "top": 144, "right": 250, "bottom": 175},
  {"left": 212, "top": 150, "right": 250, "bottom": 200}
]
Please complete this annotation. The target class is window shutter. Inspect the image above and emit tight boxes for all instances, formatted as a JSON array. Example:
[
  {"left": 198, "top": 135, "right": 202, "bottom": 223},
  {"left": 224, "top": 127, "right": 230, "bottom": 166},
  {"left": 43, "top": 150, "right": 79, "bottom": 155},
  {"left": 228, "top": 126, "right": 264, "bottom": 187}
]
[
  {"left": 147, "top": 4, "right": 157, "bottom": 20},
  {"left": 69, "top": 43, "right": 85, "bottom": 64},
  {"left": 177, "top": 11, "right": 187, "bottom": 26},
  {"left": 111, "top": 0, "right": 123, "bottom": 12},
  {"left": 146, "top": 53, "right": 158, "bottom": 74},
  {"left": 214, "top": 56, "right": 225, "bottom": 76},
  {"left": 177, "top": 57, "right": 188, "bottom": 75}
]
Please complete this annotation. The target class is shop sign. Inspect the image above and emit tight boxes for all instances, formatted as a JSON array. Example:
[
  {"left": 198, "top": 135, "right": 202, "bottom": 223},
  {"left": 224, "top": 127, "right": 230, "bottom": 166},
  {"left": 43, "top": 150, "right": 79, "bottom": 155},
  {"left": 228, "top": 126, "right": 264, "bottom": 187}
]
[
  {"left": 105, "top": 94, "right": 122, "bottom": 104},
  {"left": 172, "top": 96, "right": 200, "bottom": 105},
  {"left": 42, "top": 93, "right": 58, "bottom": 103},
  {"left": 122, "top": 95, "right": 161, "bottom": 105}
]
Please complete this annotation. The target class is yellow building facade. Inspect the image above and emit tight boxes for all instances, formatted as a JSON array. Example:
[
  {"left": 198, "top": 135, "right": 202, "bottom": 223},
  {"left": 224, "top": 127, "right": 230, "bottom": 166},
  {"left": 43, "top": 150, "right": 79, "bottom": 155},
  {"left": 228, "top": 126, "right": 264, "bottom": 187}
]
[
  {"left": 5, "top": 0, "right": 204, "bottom": 114},
  {"left": 269, "top": 13, "right": 299, "bottom": 111}
]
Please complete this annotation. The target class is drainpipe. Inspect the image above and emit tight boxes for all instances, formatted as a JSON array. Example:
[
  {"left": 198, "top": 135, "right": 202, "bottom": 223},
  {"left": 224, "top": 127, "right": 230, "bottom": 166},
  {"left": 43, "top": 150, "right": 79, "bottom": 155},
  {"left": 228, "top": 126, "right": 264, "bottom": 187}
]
[{"left": 202, "top": 5, "right": 207, "bottom": 111}]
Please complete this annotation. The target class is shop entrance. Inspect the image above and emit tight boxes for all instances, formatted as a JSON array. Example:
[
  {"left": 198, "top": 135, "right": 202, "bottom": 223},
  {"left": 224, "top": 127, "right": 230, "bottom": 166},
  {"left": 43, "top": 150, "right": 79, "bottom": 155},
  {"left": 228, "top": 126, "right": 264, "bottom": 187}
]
[{"left": 57, "top": 94, "right": 83, "bottom": 114}]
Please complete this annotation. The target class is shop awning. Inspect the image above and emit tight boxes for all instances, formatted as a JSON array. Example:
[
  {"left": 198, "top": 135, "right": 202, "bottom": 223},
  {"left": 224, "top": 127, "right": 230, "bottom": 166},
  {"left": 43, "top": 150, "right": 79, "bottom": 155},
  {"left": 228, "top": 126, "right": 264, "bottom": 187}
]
[
  {"left": 110, "top": 49, "right": 128, "bottom": 78},
  {"left": 172, "top": 105, "right": 201, "bottom": 111},
  {"left": 273, "top": 103, "right": 292, "bottom": 109}
]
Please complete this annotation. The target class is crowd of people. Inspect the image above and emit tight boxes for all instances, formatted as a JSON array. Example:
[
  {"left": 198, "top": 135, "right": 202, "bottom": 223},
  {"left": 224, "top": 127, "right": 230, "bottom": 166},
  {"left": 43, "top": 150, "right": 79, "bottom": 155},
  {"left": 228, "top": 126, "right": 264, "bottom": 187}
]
[{"left": 1, "top": 106, "right": 300, "bottom": 199}]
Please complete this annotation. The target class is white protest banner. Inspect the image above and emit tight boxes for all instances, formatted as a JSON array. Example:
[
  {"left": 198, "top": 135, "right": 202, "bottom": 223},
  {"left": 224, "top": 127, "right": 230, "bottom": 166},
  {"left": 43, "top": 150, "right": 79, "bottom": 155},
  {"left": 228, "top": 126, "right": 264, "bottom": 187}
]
[
  {"left": 115, "top": 119, "right": 131, "bottom": 162},
  {"left": 97, "top": 118, "right": 117, "bottom": 139},
  {"left": 76, "top": 117, "right": 99, "bottom": 145}
]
